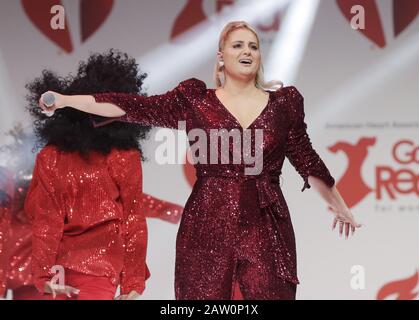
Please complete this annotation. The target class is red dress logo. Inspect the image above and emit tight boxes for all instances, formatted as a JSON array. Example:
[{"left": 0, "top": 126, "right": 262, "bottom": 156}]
[{"left": 328, "top": 137, "right": 376, "bottom": 209}]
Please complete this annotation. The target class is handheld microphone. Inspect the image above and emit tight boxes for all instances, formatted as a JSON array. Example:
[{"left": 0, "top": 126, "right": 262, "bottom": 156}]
[
  {"left": 42, "top": 92, "right": 55, "bottom": 107},
  {"left": 41, "top": 92, "right": 55, "bottom": 117}
]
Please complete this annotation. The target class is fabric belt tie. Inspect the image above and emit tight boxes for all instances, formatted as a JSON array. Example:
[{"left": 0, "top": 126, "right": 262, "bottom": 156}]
[{"left": 196, "top": 168, "right": 287, "bottom": 219}]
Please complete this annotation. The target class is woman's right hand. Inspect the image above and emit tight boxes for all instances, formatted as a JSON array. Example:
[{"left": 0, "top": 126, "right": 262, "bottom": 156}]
[
  {"left": 38, "top": 91, "right": 66, "bottom": 112},
  {"left": 44, "top": 281, "right": 80, "bottom": 299}
]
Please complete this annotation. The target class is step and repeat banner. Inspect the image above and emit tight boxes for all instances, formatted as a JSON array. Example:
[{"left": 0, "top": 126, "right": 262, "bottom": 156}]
[{"left": 0, "top": 0, "right": 418, "bottom": 300}]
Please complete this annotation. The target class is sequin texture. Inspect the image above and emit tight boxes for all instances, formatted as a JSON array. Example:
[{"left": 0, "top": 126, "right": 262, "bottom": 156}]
[
  {"left": 141, "top": 194, "right": 182, "bottom": 224},
  {"left": 93, "top": 78, "right": 335, "bottom": 299},
  {"left": 0, "top": 169, "right": 13, "bottom": 297},
  {"left": 1, "top": 188, "right": 181, "bottom": 297},
  {"left": 24, "top": 146, "right": 149, "bottom": 295}
]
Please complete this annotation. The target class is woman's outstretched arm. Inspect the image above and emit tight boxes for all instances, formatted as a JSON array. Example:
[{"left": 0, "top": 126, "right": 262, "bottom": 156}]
[
  {"left": 39, "top": 92, "right": 125, "bottom": 117},
  {"left": 38, "top": 78, "right": 207, "bottom": 128}
]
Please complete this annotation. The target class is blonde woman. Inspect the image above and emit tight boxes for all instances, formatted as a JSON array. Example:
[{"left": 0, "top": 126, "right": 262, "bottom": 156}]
[{"left": 38, "top": 21, "right": 361, "bottom": 300}]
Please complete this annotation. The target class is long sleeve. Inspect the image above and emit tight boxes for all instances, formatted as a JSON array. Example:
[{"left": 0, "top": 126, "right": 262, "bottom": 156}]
[
  {"left": 108, "top": 149, "right": 148, "bottom": 295},
  {"left": 24, "top": 152, "right": 65, "bottom": 293},
  {"left": 141, "top": 193, "right": 183, "bottom": 224},
  {"left": 284, "top": 86, "right": 335, "bottom": 192},
  {"left": 92, "top": 78, "right": 206, "bottom": 129}
]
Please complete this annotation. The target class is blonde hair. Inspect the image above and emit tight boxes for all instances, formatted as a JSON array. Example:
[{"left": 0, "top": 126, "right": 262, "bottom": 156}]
[{"left": 214, "top": 21, "right": 283, "bottom": 91}]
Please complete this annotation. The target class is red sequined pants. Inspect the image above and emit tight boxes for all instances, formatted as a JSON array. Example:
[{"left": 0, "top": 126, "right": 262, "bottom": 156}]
[{"left": 50, "top": 270, "right": 117, "bottom": 300}]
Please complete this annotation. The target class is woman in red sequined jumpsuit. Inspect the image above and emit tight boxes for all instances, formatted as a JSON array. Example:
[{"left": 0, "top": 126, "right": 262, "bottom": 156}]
[
  {"left": 39, "top": 22, "right": 361, "bottom": 300},
  {"left": 23, "top": 50, "right": 162, "bottom": 300}
]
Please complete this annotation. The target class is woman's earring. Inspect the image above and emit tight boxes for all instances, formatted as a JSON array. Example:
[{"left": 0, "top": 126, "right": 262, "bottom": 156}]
[{"left": 219, "top": 60, "right": 224, "bottom": 67}]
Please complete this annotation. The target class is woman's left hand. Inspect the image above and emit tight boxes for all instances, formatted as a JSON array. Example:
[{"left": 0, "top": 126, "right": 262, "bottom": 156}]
[
  {"left": 330, "top": 206, "right": 362, "bottom": 239},
  {"left": 114, "top": 290, "right": 140, "bottom": 300}
]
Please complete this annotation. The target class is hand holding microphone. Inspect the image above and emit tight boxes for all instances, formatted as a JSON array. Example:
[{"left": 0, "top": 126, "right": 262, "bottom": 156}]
[{"left": 39, "top": 91, "right": 65, "bottom": 116}]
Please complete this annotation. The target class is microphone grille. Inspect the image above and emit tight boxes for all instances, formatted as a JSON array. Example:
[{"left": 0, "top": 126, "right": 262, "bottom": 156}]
[{"left": 42, "top": 92, "right": 55, "bottom": 107}]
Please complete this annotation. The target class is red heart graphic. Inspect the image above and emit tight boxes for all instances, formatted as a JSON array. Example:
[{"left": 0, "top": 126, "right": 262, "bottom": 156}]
[
  {"left": 22, "top": 0, "right": 73, "bottom": 53},
  {"left": 170, "top": 0, "right": 207, "bottom": 41},
  {"left": 257, "top": 12, "right": 281, "bottom": 32},
  {"left": 336, "top": 0, "right": 386, "bottom": 48},
  {"left": 393, "top": 0, "right": 419, "bottom": 37},
  {"left": 80, "top": 0, "right": 114, "bottom": 42}
]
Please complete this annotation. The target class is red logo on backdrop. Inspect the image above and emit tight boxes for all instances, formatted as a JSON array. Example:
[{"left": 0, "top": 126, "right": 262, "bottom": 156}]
[
  {"left": 21, "top": 0, "right": 114, "bottom": 53},
  {"left": 337, "top": 0, "right": 419, "bottom": 48},
  {"left": 328, "top": 137, "right": 376, "bottom": 208},
  {"left": 170, "top": 0, "right": 281, "bottom": 41},
  {"left": 377, "top": 270, "right": 418, "bottom": 300},
  {"left": 329, "top": 137, "right": 418, "bottom": 208}
]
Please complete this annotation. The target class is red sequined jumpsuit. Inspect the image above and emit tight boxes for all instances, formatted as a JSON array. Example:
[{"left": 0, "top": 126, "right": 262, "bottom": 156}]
[
  {"left": 92, "top": 78, "right": 336, "bottom": 300},
  {"left": 24, "top": 146, "right": 150, "bottom": 298}
]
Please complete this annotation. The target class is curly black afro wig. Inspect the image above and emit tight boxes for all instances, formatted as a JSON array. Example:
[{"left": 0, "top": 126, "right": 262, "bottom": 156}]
[{"left": 25, "top": 49, "right": 151, "bottom": 158}]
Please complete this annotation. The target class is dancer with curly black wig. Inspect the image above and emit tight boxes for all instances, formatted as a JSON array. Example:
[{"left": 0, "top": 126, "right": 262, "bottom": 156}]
[{"left": 24, "top": 49, "right": 158, "bottom": 300}]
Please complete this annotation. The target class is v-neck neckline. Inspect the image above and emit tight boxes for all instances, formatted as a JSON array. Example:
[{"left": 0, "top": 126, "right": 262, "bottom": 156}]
[{"left": 211, "top": 88, "right": 272, "bottom": 130}]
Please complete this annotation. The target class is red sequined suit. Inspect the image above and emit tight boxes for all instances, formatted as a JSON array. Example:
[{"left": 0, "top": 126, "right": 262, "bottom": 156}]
[
  {"left": 0, "top": 168, "right": 13, "bottom": 297},
  {"left": 92, "top": 78, "right": 336, "bottom": 300},
  {"left": 0, "top": 189, "right": 182, "bottom": 300},
  {"left": 0, "top": 205, "right": 11, "bottom": 297},
  {"left": 24, "top": 146, "right": 150, "bottom": 296}
]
